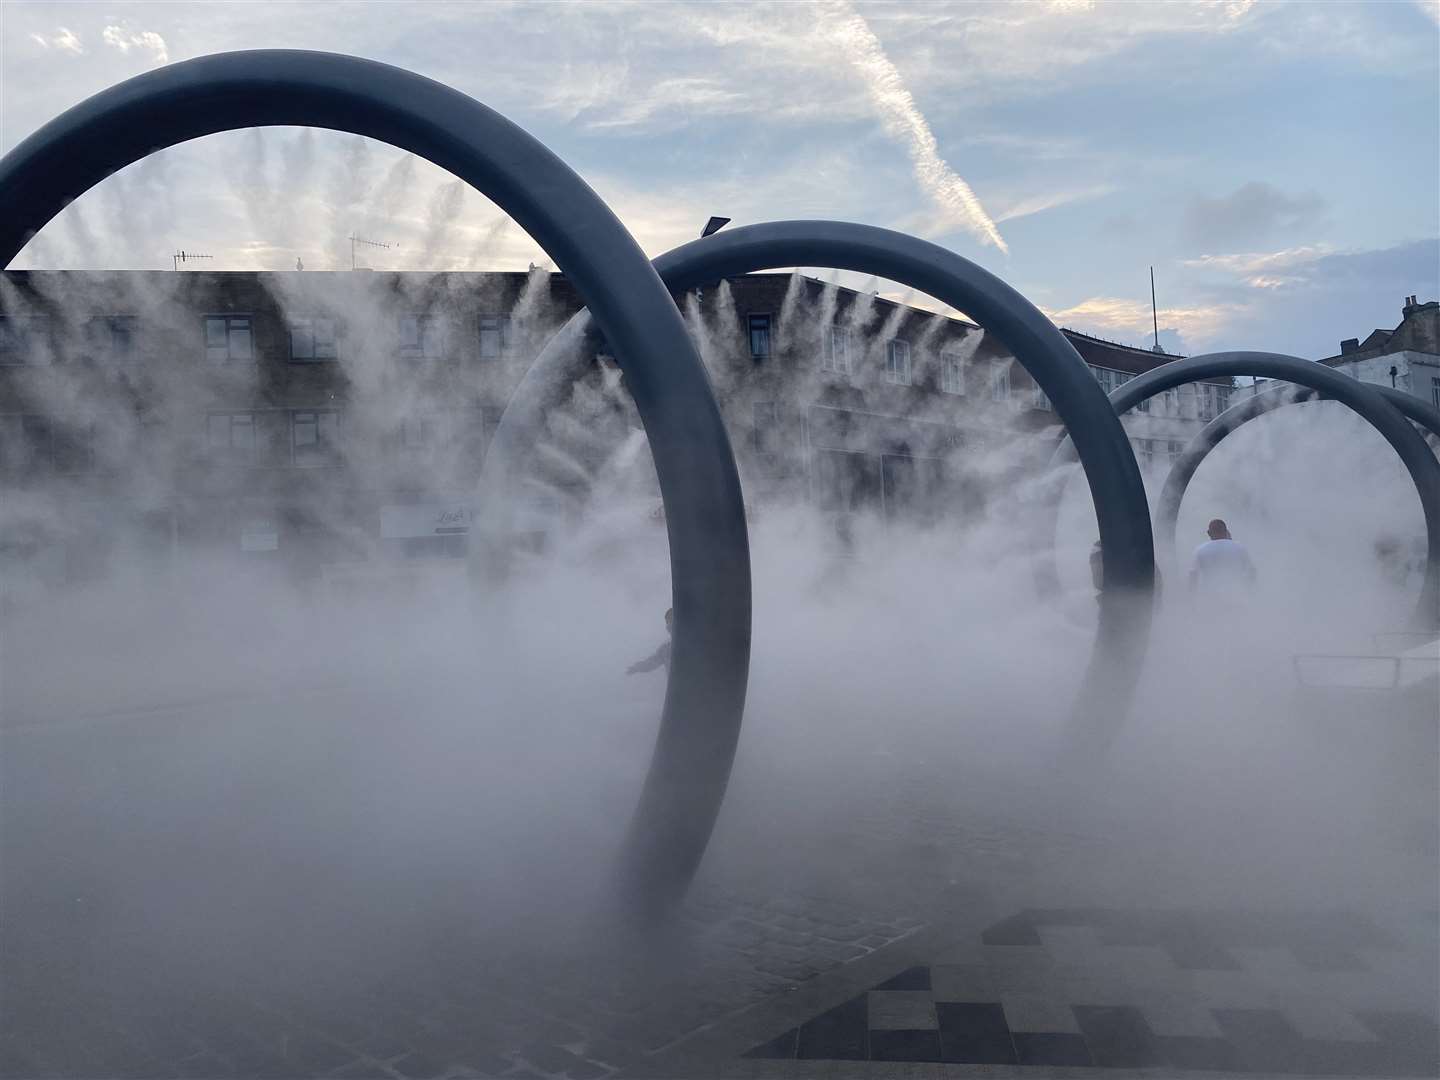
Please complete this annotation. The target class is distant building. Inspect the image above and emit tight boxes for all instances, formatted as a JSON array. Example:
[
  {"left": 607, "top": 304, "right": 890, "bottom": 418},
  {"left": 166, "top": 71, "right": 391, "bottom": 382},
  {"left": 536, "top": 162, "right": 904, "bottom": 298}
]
[
  {"left": 1318, "top": 295, "right": 1440, "bottom": 407},
  {"left": 0, "top": 269, "right": 1229, "bottom": 589}
]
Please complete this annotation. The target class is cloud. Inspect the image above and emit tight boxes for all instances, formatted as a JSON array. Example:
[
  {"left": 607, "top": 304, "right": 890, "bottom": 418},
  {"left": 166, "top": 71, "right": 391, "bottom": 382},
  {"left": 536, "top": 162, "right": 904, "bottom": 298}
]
[
  {"left": 821, "top": 0, "right": 1008, "bottom": 252},
  {"left": 1418, "top": 0, "right": 1440, "bottom": 26},
  {"left": 580, "top": 77, "right": 752, "bottom": 131},
  {"left": 1043, "top": 294, "right": 1238, "bottom": 351},
  {"left": 102, "top": 25, "right": 169, "bottom": 64},
  {"left": 29, "top": 28, "right": 84, "bottom": 54},
  {"left": 1182, "top": 244, "right": 1336, "bottom": 288},
  {"left": 1181, "top": 181, "right": 1326, "bottom": 250},
  {"left": 1186, "top": 238, "right": 1440, "bottom": 356},
  {"left": 1047, "top": 240, "right": 1440, "bottom": 356}
]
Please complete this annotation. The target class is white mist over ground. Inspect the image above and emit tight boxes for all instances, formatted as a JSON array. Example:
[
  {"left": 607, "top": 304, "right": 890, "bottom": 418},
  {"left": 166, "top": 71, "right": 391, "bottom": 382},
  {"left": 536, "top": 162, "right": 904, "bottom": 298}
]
[{"left": 3, "top": 386, "right": 1434, "bottom": 1003}]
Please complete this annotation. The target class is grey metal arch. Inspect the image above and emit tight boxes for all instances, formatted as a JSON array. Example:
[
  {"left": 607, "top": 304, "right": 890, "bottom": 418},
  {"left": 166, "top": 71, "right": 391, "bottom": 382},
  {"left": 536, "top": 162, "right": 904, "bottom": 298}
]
[
  {"left": 1155, "top": 383, "right": 1440, "bottom": 585},
  {"left": 1045, "top": 353, "right": 1440, "bottom": 629},
  {"left": 0, "top": 49, "right": 752, "bottom": 918},
  {"left": 477, "top": 220, "right": 1157, "bottom": 753}
]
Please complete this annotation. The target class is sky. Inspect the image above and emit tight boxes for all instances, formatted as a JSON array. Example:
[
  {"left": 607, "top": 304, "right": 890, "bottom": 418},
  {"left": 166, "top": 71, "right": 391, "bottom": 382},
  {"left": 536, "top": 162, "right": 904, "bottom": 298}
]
[{"left": 2, "top": 0, "right": 1437, "bottom": 359}]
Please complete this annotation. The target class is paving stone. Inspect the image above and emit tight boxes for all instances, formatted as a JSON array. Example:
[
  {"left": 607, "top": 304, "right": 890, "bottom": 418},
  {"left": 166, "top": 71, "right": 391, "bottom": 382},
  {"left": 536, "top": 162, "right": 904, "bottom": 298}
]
[
  {"left": 1072, "top": 1004, "right": 1164, "bottom": 1068},
  {"left": 742, "top": 1028, "right": 797, "bottom": 1060},
  {"left": 934, "top": 1002, "right": 1014, "bottom": 1065},
  {"left": 867, "top": 991, "right": 936, "bottom": 1031},
  {"left": 999, "top": 993, "right": 1080, "bottom": 1034},
  {"left": 1281, "top": 996, "right": 1385, "bottom": 1042},
  {"left": 1157, "top": 1033, "right": 1244, "bottom": 1071},
  {"left": 812, "top": 924, "right": 868, "bottom": 943},
  {"left": 390, "top": 1050, "right": 447, "bottom": 1078},
  {"left": 282, "top": 1035, "right": 358, "bottom": 1074},
  {"left": 1011, "top": 1031, "right": 1092, "bottom": 1066},
  {"left": 868, "top": 1029, "right": 942, "bottom": 1061},
  {"left": 812, "top": 941, "right": 866, "bottom": 963},
  {"left": 1354, "top": 1009, "right": 1440, "bottom": 1073},
  {"left": 1136, "top": 993, "right": 1225, "bottom": 1038},
  {"left": 1036, "top": 924, "right": 1105, "bottom": 952},
  {"left": 1212, "top": 1006, "right": 1308, "bottom": 1073},
  {"left": 930, "top": 963, "right": 996, "bottom": 1003},
  {"left": 330, "top": 1061, "right": 397, "bottom": 1079},
  {"left": 795, "top": 995, "right": 867, "bottom": 1061},
  {"left": 872, "top": 966, "right": 930, "bottom": 991}
]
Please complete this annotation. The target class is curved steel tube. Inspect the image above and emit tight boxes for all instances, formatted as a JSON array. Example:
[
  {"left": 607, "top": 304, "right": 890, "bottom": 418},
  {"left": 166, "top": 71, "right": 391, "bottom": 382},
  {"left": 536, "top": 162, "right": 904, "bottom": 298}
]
[
  {"left": 478, "top": 221, "right": 1157, "bottom": 752},
  {"left": 1044, "top": 353, "right": 1440, "bottom": 628},
  {"left": 1156, "top": 383, "right": 1440, "bottom": 581},
  {"left": 0, "top": 49, "right": 752, "bottom": 918}
]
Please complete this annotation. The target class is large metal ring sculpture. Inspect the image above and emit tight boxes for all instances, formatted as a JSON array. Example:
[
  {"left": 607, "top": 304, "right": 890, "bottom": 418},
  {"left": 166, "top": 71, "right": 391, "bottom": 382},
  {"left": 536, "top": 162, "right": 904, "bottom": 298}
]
[
  {"left": 1044, "top": 353, "right": 1440, "bottom": 629},
  {"left": 1154, "top": 383, "right": 1440, "bottom": 619},
  {"left": 477, "top": 220, "right": 1158, "bottom": 759},
  {"left": 0, "top": 50, "right": 753, "bottom": 919}
]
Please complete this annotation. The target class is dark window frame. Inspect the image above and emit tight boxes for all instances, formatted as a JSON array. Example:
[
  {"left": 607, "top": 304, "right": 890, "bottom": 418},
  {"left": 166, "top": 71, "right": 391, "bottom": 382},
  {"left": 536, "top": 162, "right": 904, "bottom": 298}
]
[
  {"left": 203, "top": 314, "right": 254, "bottom": 363},
  {"left": 748, "top": 313, "right": 772, "bottom": 361}
]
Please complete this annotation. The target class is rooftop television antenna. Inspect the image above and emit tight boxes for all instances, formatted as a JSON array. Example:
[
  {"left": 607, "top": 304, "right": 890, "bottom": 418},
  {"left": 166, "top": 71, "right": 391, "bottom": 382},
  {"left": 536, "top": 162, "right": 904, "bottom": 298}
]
[
  {"left": 350, "top": 234, "right": 393, "bottom": 270},
  {"left": 173, "top": 249, "right": 213, "bottom": 271}
]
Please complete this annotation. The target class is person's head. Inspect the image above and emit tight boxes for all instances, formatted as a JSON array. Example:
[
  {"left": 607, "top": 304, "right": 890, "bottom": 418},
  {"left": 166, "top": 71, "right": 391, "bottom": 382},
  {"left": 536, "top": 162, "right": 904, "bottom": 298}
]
[
  {"left": 1207, "top": 518, "right": 1231, "bottom": 540},
  {"left": 664, "top": 608, "right": 674, "bottom": 633}
]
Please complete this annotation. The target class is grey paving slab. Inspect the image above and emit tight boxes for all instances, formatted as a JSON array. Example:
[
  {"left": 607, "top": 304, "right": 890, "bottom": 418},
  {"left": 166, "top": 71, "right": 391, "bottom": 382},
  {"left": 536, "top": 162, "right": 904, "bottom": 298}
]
[
  {"left": 998, "top": 992, "right": 1081, "bottom": 1034},
  {"left": 865, "top": 992, "right": 936, "bottom": 1031}
]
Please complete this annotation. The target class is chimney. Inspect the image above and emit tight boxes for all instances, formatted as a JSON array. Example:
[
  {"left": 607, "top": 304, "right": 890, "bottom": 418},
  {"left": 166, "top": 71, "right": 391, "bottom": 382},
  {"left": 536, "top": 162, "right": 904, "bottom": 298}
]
[
  {"left": 1340, "top": 338, "right": 1359, "bottom": 354},
  {"left": 1402, "top": 294, "right": 1422, "bottom": 317}
]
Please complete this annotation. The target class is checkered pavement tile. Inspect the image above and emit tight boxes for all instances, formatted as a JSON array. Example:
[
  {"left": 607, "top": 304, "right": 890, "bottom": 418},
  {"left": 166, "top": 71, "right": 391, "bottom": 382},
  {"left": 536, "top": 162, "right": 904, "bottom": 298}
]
[{"left": 743, "top": 907, "right": 1440, "bottom": 1075}]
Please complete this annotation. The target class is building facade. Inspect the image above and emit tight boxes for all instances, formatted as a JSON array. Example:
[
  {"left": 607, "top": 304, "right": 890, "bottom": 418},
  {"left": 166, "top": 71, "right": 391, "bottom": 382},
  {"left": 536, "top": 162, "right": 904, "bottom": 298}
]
[
  {"left": 0, "top": 269, "right": 1232, "bottom": 590},
  {"left": 1317, "top": 295, "right": 1440, "bottom": 409}
]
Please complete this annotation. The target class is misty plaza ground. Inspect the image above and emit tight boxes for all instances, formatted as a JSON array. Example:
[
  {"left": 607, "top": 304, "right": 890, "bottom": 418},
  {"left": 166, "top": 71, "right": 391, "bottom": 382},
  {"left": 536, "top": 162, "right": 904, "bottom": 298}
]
[{"left": 1, "top": 559, "right": 1436, "bottom": 1079}]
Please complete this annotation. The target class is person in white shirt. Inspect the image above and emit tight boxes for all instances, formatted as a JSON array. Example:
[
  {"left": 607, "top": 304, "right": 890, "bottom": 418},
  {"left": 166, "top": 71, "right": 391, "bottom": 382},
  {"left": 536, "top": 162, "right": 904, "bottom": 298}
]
[{"left": 1188, "top": 518, "right": 1256, "bottom": 601}]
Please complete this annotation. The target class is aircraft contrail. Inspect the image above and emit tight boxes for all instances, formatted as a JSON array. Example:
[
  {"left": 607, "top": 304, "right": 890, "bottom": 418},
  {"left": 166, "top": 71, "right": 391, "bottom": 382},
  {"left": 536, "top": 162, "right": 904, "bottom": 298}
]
[{"left": 823, "top": 0, "right": 1008, "bottom": 254}]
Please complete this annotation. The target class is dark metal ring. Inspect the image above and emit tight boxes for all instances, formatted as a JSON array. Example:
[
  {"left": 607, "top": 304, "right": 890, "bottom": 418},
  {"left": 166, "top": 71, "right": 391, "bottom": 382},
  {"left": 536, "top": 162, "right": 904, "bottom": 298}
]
[
  {"left": 0, "top": 49, "right": 753, "bottom": 919},
  {"left": 477, "top": 220, "right": 1158, "bottom": 757},
  {"left": 1043, "top": 353, "right": 1440, "bottom": 630},
  {"left": 1155, "top": 382, "right": 1440, "bottom": 622}
]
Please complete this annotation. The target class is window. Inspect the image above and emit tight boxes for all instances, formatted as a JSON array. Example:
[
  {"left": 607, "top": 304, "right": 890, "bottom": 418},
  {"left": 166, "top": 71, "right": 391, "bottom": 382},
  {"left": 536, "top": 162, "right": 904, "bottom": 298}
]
[
  {"left": 1197, "top": 383, "right": 1228, "bottom": 421},
  {"left": 1432, "top": 377, "right": 1440, "bottom": 410},
  {"left": 821, "top": 324, "right": 852, "bottom": 375},
  {"left": 288, "top": 317, "right": 337, "bottom": 361},
  {"left": 0, "top": 316, "right": 50, "bottom": 365},
  {"left": 1090, "top": 365, "right": 1134, "bottom": 396},
  {"left": 940, "top": 349, "right": 965, "bottom": 395},
  {"left": 748, "top": 314, "right": 772, "bottom": 361},
  {"left": 400, "top": 315, "right": 445, "bottom": 359},
  {"left": 1032, "top": 386, "right": 1053, "bottom": 411},
  {"left": 989, "top": 361, "right": 1010, "bottom": 402},
  {"left": 398, "top": 415, "right": 437, "bottom": 462},
  {"left": 204, "top": 315, "right": 253, "bottom": 362},
  {"left": 1160, "top": 388, "right": 1180, "bottom": 416},
  {"left": 207, "top": 412, "right": 257, "bottom": 462},
  {"left": 478, "top": 315, "right": 512, "bottom": 359},
  {"left": 1168, "top": 440, "right": 1185, "bottom": 461},
  {"left": 292, "top": 410, "right": 340, "bottom": 468},
  {"left": 752, "top": 400, "right": 777, "bottom": 454},
  {"left": 88, "top": 316, "right": 138, "bottom": 362},
  {"left": 885, "top": 339, "right": 911, "bottom": 385}
]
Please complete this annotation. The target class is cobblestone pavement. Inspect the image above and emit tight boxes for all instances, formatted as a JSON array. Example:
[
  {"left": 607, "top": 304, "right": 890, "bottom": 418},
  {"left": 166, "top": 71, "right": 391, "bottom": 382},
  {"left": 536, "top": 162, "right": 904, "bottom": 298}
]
[{"left": 2, "top": 683, "right": 1435, "bottom": 1079}]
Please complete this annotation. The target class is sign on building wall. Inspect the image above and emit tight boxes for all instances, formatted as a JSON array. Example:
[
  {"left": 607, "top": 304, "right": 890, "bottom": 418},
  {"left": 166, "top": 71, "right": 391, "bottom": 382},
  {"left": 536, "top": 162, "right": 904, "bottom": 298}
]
[{"left": 380, "top": 503, "right": 471, "bottom": 539}]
